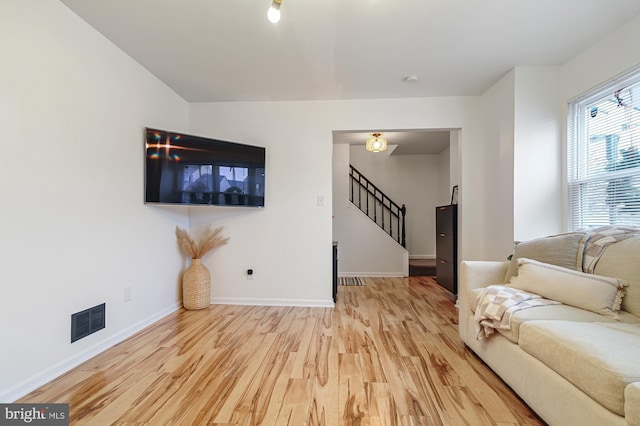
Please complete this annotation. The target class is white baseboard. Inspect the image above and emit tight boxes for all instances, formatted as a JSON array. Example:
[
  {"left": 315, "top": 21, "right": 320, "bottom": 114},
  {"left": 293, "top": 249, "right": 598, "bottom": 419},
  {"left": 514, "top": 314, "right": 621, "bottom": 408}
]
[
  {"left": 409, "top": 255, "right": 436, "bottom": 260},
  {"left": 210, "top": 297, "right": 334, "bottom": 308},
  {"left": 338, "top": 272, "right": 406, "bottom": 278},
  {"left": 1, "top": 302, "right": 182, "bottom": 403}
]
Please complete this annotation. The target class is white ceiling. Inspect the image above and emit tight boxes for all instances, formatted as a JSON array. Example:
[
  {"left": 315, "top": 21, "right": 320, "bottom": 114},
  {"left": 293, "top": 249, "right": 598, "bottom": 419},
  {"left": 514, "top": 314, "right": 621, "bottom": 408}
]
[
  {"left": 59, "top": 0, "right": 640, "bottom": 152},
  {"left": 333, "top": 130, "right": 451, "bottom": 155}
]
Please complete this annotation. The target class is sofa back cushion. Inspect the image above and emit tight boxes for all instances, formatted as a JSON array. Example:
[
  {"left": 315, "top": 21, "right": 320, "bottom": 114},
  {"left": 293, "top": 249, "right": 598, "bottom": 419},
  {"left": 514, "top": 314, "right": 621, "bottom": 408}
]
[
  {"left": 504, "top": 233, "right": 588, "bottom": 282},
  {"left": 594, "top": 236, "right": 640, "bottom": 317}
]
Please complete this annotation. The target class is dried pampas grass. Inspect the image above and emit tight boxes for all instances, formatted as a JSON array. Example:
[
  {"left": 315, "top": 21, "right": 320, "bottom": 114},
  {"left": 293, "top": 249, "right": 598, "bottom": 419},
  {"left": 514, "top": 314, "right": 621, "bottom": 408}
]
[{"left": 176, "top": 225, "right": 229, "bottom": 259}]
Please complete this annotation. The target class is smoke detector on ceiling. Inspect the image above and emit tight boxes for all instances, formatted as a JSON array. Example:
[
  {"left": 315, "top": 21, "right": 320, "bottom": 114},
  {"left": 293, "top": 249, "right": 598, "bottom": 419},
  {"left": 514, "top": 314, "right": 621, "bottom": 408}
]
[{"left": 404, "top": 75, "right": 419, "bottom": 82}]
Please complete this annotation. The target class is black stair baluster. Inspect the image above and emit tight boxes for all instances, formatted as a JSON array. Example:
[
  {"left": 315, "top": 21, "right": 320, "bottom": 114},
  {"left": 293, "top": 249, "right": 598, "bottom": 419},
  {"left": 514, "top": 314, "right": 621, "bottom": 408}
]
[
  {"left": 358, "top": 174, "right": 362, "bottom": 209},
  {"left": 401, "top": 205, "right": 406, "bottom": 247},
  {"left": 350, "top": 168, "right": 353, "bottom": 203},
  {"left": 373, "top": 188, "right": 378, "bottom": 223},
  {"left": 366, "top": 182, "right": 370, "bottom": 216}
]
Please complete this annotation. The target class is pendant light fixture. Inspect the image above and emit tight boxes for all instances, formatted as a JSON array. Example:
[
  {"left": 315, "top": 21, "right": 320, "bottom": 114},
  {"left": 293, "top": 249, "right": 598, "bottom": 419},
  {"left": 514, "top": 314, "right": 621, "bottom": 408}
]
[
  {"left": 366, "top": 133, "right": 388, "bottom": 152},
  {"left": 267, "top": 0, "right": 282, "bottom": 23}
]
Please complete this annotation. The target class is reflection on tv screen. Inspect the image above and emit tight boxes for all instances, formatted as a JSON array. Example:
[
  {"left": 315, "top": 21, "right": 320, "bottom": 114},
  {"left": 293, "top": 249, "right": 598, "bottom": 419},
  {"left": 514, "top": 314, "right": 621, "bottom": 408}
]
[{"left": 144, "top": 128, "right": 265, "bottom": 207}]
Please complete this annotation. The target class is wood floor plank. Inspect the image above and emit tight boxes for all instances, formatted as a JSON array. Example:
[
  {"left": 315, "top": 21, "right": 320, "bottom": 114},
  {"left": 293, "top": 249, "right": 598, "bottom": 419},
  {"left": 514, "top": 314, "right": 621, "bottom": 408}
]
[
  {"left": 18, "top": 276, "right": 544, "bottom": 425},
  {"left": 308, "top": 317, "right": 340, "bottom": 426},
  {"left": 338, "top": 353, "right": 368, "bottom": 425}
]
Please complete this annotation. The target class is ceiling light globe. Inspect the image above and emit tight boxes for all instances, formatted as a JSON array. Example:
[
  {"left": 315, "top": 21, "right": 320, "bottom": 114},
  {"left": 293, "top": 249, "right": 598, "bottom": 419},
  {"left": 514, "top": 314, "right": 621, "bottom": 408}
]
[
  {"left": 267, "top": 7, "right": 280, "bottom": 23},
  {"left": 365, "top": 133, "right": 388, "bottom": 152}
]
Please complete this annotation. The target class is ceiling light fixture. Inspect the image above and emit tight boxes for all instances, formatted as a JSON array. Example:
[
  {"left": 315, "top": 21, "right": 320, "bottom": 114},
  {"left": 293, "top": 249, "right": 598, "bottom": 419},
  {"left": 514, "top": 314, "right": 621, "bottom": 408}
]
[
  {"left": 267, "top": 0, "right": 282, "bottom": 23},
  {"left": 366, "top": 132, "right": 388, "bottom": 153}
]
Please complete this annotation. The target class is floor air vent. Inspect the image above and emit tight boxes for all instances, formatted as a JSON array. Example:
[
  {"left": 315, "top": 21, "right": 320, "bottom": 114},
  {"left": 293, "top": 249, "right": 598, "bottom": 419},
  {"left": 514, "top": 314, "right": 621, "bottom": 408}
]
[{"left": 71, "top": 303, "right": 105, "bottom": 343}]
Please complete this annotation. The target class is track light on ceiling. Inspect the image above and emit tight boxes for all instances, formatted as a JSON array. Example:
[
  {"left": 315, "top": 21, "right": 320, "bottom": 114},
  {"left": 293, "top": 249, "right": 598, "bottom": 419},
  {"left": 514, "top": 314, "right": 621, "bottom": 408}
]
[
  {"left": 267, "top": 0, "right": 282, "bottom": 23},
  {"left": 366, "top": 133, "right": 388, "bottom": 153}
]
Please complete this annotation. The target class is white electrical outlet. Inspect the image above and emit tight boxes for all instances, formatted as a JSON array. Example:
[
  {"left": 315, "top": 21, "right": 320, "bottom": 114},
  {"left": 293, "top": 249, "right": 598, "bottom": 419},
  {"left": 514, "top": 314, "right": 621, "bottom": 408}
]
[
  {"left": 124, "top": 286, "right": 132, "bottom": 302},
  {"left": 317, "top": 195, "right": 324, "bottom": 206}
]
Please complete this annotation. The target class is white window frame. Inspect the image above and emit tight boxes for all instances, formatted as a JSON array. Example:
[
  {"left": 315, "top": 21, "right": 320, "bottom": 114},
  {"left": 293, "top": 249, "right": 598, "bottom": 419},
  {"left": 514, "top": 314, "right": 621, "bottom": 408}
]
[{"left": 567, "top": 67, "right": 640, "bottom": 230}]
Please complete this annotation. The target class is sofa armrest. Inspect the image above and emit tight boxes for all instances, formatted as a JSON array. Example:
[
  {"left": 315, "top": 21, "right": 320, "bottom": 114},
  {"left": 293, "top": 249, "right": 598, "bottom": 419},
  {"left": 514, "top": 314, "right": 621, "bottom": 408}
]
[
  {"left": 458, "top": 261, "right": 509, "bottom": 344},
  {"left": 626, "top": 382, "right": 640, "bottom": 425},
  {"left": 459, "top": 261, "right": 509, "bottom": 313}
]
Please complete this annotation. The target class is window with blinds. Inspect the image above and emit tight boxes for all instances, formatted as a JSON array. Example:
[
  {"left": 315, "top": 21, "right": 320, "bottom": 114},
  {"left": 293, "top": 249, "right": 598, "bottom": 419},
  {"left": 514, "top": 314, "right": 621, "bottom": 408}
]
[{"left": 567, "top": 69, "right": 640, "bottom": 230}]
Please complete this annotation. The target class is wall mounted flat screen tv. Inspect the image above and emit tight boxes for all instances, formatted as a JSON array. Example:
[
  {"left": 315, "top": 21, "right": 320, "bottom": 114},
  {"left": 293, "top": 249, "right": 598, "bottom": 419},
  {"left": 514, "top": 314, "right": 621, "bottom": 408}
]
[{"left": 145, "top": 128, "right": 265, "bottom": 207}]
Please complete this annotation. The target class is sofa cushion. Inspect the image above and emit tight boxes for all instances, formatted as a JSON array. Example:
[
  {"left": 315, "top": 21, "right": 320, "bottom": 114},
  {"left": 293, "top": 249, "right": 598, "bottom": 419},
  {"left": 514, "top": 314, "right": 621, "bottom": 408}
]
[
  {"left": 594, "top": 236, "right": 640, "bottom": 317},
  {"left": 504, "top": 232, "right": 587, "bottom": 282},
  {"left": 501, "top": 304, "right": 640, "bottom": 343},
  {"left": 508, "top": 258, "right": 628, "bottom": 319},
  {"left": 519, "top": 321, "right": 640, "bottom": 416}
]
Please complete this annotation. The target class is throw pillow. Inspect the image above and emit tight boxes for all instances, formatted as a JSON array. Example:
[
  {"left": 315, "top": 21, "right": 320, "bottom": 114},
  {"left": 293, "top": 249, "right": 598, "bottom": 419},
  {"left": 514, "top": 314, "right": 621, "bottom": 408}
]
[
  {"left": 504, "top": 232, "right": 588, "bottom": 282},
  {"left": 508, "top": 258, "right": 628, "bottom": 319},
  {"left": 593, "top": 235, "right": 640, "bottom": 317}
]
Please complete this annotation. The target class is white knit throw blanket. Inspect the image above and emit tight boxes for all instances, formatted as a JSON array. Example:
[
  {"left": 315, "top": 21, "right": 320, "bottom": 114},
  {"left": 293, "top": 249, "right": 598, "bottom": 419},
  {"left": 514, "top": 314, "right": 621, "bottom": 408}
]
[{"left": 474, "top": 285, "right": 560, "bottom": 340}]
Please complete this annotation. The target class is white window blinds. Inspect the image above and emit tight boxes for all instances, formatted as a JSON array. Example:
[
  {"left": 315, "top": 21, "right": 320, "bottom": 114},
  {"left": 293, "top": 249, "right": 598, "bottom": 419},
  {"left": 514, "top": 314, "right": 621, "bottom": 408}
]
[{"left": 567, "top": 69, "right": 640, "bottom": 230}]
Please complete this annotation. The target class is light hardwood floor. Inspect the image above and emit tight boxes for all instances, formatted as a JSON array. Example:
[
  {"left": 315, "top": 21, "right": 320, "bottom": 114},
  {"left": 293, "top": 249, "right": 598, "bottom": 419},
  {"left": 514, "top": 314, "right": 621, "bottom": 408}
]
[{"left": 20, "top": 276, "right": 544, "bottom": 425}]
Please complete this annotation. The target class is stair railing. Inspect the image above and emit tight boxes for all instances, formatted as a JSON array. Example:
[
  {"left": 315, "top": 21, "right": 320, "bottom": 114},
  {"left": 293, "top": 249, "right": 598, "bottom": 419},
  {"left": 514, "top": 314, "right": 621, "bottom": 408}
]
[{"left": 349, "top": 165, "right": 406, "bottom": 248}]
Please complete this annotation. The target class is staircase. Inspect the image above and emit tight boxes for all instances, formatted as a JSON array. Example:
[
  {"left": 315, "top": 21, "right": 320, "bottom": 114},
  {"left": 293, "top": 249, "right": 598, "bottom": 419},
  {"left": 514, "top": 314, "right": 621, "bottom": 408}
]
[{"left": 349, "top": 165, "right": 406, "bottom": 248}]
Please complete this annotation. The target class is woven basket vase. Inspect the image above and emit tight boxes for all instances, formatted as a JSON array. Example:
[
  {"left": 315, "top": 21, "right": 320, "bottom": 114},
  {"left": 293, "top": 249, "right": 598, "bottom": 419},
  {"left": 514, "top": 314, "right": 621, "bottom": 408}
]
[{"left": 182, "top": 258, "right": 211, "bottom": 310}]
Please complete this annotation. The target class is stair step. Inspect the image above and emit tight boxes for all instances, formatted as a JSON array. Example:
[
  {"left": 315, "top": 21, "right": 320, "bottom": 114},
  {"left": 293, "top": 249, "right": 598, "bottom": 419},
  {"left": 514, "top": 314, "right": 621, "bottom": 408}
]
[{"left": 409, "top": 259, "right": 436, "bottom": 276}]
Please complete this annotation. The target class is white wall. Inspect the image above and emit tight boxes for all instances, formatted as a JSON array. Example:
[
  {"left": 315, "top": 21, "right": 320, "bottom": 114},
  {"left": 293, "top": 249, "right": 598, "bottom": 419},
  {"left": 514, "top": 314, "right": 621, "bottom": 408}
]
[
  {"left": 478, "top": 67, "right": 563, "bottom": 254},
  {"left": 477, "top": 11, "right": 640, "bottom": 249},
  {"left": 478, "top": 70, "right": 516, "bottom": 260},
  {"left": 560, "top": 14, "right": 640, "bottom": 103},
  {"left": 190, "top": 97, "right": 484, "bottom": 289},
  {"left": 188, "top": 101, "right": 334, "bottom": 304},
  {"left": 349, "top": 146, "right": 442, "bottom": 258},
  {"left": 335, "top": 206, "right": 409, "bottom": 276},
  {"left": 438, "top": 146, "right": 452, "bottom": 205},
  {"left": 0, "top": 0, "right": 189, "bottom": 401},
  {"left": 513, "top": 67, "right": 562, "bottom": 241}
]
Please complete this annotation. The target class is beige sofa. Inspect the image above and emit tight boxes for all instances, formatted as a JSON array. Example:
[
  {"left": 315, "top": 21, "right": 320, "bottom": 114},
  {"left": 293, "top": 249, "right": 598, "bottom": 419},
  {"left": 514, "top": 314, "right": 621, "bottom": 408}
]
[{"left": 458, "top": 229, "right": 640, "bottom": 425}]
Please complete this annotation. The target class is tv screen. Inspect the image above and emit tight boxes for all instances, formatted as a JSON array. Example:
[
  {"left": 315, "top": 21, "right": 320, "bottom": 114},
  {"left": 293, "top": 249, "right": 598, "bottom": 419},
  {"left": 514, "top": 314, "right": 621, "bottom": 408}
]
[{"left": 144, "top": 128, "right": 265, "bottom": 207}]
